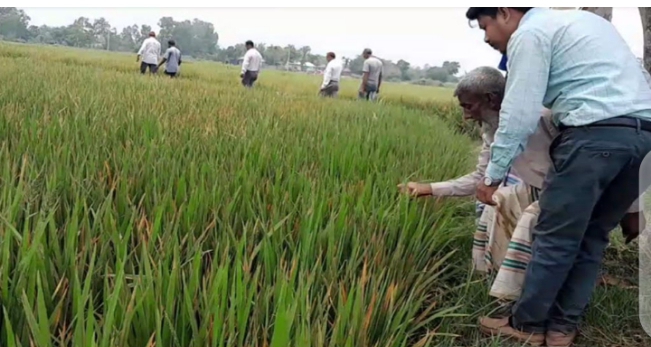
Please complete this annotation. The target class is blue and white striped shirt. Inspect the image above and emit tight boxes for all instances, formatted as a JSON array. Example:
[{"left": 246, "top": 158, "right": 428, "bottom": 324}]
[{"left": 486, "top": 8, "right": 651, "bottom": 181}]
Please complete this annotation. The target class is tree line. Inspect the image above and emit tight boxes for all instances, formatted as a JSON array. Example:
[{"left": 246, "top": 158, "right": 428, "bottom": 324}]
[{"left": 0, "top": 7, "right": 462, "bottom": 84}]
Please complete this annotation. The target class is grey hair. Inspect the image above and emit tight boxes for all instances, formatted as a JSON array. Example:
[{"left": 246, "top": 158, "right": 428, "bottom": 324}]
[{"left": 454, "top": 66, "right": 505, "bottom": 99}]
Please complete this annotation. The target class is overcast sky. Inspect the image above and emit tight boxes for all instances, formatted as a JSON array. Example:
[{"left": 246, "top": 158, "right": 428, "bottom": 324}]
[{"left": 21, "top": 7, "right": 645, "bottom": 72}]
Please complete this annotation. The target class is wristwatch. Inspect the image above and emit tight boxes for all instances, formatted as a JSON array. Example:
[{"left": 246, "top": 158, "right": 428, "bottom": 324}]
[{"left": 483, "top": 176, "right": 502, "bottom": 187}]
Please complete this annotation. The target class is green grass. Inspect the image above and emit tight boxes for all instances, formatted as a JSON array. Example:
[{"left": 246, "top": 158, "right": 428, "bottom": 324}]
[{"left": 0, "top": 41, "right": 648, "bottom": 347}]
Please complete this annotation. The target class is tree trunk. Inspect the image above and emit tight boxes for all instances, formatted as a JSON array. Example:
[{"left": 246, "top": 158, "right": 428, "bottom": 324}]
[{"left": 641, "top": 7, "right": 651, "bottom": 73}]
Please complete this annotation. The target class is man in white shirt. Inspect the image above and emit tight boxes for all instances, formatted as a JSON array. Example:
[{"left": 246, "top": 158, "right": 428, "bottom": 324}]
[
  {"left": 241, "top": 40, "right": 263, "bottom": 88},
  {"left": 137, "top": 31, "right": 161, "bottom": 75},
  {"left": 319, "top": 52, "right": 343, "bottom": 97}
]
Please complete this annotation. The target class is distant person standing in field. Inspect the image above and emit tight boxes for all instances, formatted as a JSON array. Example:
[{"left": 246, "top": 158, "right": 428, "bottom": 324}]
[
  {"left": 319, "top": 52, "right": 343, "bottom": 97},
  {"left": 241, "top": 40, "right": 263, "bottom": 88},
  {"left": 359, "top": 48, "right": 383, "bottom": 101},
  {"left": 137, "top": 31, "right": 161, "bottom": 75},
  {"left": 158, "top": 39, "right": 182, "bottom": 78}
]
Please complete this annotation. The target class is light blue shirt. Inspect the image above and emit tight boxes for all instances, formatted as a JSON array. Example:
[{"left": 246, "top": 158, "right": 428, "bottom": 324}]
[
  {"left": 164, "top": 47, "right": 182, "bottom": 73},
  {"left": 486, "top": 8, "right": 651, "bottom": 181}
]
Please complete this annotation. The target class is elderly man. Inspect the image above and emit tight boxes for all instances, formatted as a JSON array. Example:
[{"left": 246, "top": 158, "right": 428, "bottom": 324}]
[
  {"left": 320, "top": 52, "right": 343, "bottom": 97},
  {"left": 241, "top": 40, "right": 263, "bottom": 88},
  {"left": 137, "top": 31, "right": 161, "bottom": 75},
  {"left": 399, "top": 66, "right": 524, "bottom": 201},
  {"left": 466, "top": 7, "right": 651, "bottom": 346},
  {"left": 358, "top": 48, "right": 383, "bottom": 101}
]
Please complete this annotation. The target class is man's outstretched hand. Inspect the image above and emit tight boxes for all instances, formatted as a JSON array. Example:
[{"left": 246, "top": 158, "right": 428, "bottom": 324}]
[
  {"left": 476, "top": 182, "right": 498, "bottom": 206},
  {"left": 398, "top": 182, "right": 433, "bottom": 197}
]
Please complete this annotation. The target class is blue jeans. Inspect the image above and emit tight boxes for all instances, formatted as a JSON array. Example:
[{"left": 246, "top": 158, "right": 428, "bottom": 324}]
[
  {"left": 511, "top": 122, "right": 651, "bottom": 334},
  {"left": 358, "top": 84, "right": 378, "bottom": 101}
]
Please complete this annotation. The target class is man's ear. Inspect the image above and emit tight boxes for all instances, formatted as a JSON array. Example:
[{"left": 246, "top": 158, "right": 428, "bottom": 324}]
[
  {"left": 485, "top": 92, "right": 501, "bottom": 109},
  {"left": 498, "top": 7, "right": 511, "bottom": 22}
]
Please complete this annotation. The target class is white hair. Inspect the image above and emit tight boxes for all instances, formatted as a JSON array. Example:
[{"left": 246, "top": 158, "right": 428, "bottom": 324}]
[{"left": 454, "top": 66, "right": 505, "bottom": 99}]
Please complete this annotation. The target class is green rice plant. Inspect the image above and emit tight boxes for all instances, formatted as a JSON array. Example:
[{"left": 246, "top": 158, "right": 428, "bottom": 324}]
[{"left": 0, "top": 42, "right": 481, "bottom": 347}]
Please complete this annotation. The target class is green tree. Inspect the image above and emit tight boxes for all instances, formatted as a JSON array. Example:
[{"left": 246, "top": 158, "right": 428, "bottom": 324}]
[
  {"left": 66, "top": 17, "right": 93, "bottom": 48},
  {"left": 299, "top": 45, "right": 311, "bottom": 68},
  {"left": 442, "top": 61, "right": 460, "bottom": 76},
  {"left": 396, "top": 59, "right": 412, "bottom": 81},
  {"left": 0, "top": 7, "right": 31, "bottom": 41},
  {"left": 425, "top": 67, "right": 449, "bottom": 83},
  {"left": 263, "top": 45, "right": 286, "bottom": 66},
  {"left": 91, "top": 17, "right": 112, "bottom": 50}
]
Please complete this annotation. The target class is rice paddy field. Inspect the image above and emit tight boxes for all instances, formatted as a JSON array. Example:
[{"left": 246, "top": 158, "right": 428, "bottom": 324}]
[{"left": 0, "top": 42, "right": 648, "bottom": 347}]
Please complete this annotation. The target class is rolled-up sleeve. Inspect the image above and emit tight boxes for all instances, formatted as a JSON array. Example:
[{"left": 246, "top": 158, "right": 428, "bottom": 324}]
[
  {"left": 430, "top": 131, "right": 490, "bottom": 197},
  {"left": 486, "top": 28, "right": 552, "bottom": 181}
]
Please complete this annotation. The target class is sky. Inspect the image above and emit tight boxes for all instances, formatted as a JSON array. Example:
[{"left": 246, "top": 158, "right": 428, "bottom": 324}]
[{"left": 20, "top": 7, "right": 645, "bottom": 72}]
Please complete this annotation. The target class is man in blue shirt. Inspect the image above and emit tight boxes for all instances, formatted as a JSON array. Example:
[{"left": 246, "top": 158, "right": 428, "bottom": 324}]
[{"left": 466, "top": 7, "right": 651, "bottom": 346}]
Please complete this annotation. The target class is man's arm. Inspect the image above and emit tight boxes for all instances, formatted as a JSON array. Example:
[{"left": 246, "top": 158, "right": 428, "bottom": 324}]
[
  {"left": 360, "top": 60, "right": 370, "bottom": 91},
  {"left": 377, "top": 68, "right": 383, "bottom": 91},
  {"left": 321, "top": 63, "right": 332, "bottom": 90},
  {"left": 430, "top": 132, "right": 490, "bottom": 196},
  {"left": 241, "top": 51, "right": 251, "bottom": 75},
  {"left": 485, "top": 29, "right": 552, "bottom": 182},
  {"left": 136, "top": 41, "right": 146, "bottom": 62},
  {"left": 158, "top": 49, "right": 169, "bottom": 69}
]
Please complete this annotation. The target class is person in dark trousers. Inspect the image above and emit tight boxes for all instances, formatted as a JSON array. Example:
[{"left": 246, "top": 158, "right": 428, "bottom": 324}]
[
  {"left": 137, "top": 31, "right": 161, "bottom": 75},
  {"left": 240, "top": 40, "right": 262, "bottom": 88},
  {"left": 319, "top": 52, "right": 343, "bottom": 97},
  {"left": 158, "top": 39, "right": 182, "bottom": 78},
  {"left": 466, "top": 7, "right": 651, "bottom": 347},
  {"left": 358, "top": 48, "right": 382, "bottom": 101}
]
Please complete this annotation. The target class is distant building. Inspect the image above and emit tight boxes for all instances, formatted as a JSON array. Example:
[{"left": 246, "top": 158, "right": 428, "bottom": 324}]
[{"left": 286, "top": 61, "right": 316, "bottom": 72}]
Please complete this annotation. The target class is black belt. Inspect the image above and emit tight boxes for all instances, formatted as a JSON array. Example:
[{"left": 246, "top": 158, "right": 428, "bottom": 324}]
[{"left": 558, "top": 116, "right": 651, "bottom": 133}]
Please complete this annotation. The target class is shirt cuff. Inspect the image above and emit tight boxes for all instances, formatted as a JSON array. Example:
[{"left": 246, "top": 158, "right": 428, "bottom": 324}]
[{"left": 485, "top": 161, "right": 509, "bottom": 182}]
